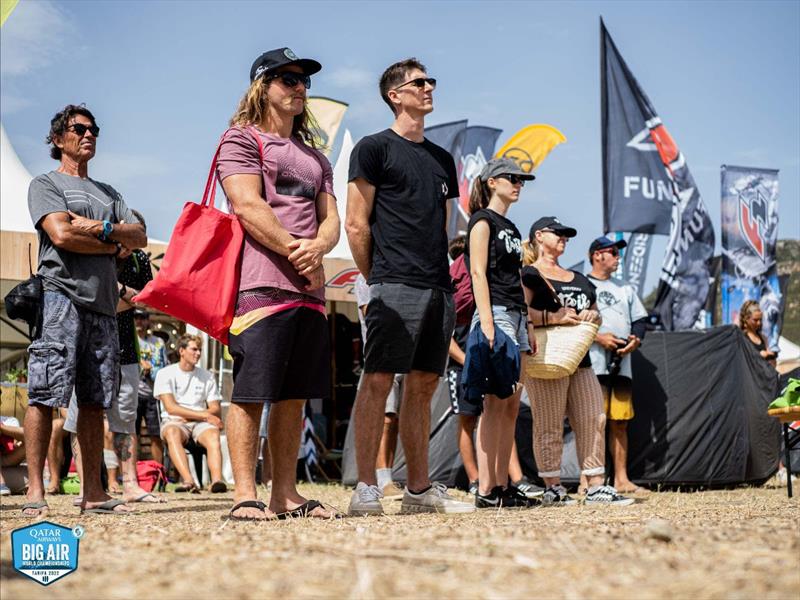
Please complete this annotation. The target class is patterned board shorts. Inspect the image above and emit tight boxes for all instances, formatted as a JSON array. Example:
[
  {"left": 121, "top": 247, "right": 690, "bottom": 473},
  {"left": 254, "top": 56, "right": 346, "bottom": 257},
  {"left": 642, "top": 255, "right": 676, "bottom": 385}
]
[{"left": 27, "top": 290, "right": 119, "bottom": 409}]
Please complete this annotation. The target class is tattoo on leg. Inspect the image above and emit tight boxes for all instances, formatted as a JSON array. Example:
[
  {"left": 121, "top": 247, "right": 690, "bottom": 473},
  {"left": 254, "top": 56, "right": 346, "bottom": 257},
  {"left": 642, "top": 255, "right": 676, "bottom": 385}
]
[{"left": 113, "top": 433, "right": 133, "bottom": 462}]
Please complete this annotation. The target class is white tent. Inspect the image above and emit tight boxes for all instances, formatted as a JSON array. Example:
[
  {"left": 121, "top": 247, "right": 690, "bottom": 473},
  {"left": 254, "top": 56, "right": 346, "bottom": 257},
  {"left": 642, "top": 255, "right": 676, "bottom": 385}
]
[
  {"left": 328, "top": 129, "right": 355, "bottom": 260},
  {"left": 0, "top": 122, "right": 34, "bottom": 232}
]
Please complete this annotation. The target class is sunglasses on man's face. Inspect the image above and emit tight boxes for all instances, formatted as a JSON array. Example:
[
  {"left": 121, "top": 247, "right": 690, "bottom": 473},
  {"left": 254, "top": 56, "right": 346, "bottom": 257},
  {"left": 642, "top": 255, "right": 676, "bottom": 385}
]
[
  {"left": 598, "top": 247, "right": 620, "bottom": 257},
  {"left": 394, "top": 77, "right": 437, "bottom": 91},
  {"left": 497, "top": 174, "right": 525, "bottom": 186},
  {"left": 68, "top": 123, "right": 100, "bottom": 137},
  {"left": 268, "top": 71, "right": 311, "bottom": 90}
]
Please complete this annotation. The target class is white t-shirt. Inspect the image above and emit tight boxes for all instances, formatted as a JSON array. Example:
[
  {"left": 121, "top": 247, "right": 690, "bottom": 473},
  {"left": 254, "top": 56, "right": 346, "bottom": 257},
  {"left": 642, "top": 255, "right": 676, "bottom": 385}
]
[
  {"left": 354, "top": 273, "right": 370, "bottom": 343},
  {"left": 153, "top": 364, "right": 222, "bottom": 421},
  {"left": 588, "top": 275, "right": 648, "bottom": 379}
]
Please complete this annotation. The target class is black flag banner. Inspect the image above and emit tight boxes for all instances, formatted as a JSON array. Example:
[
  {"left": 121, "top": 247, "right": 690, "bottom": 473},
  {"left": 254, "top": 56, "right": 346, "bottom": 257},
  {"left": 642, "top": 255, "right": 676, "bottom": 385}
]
[
  {"left": 623, "top": 232, "right": 652, "bottom": 297},
  {"left": 601, "top": 19, "right": 714, "bottom": 330}
]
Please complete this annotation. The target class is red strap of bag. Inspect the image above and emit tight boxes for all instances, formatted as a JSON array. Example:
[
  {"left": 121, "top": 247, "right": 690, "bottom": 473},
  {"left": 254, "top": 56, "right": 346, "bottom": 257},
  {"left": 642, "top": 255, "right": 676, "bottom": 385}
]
[{"left": 201, "top": 125, "right": 266, "bottom": 209}]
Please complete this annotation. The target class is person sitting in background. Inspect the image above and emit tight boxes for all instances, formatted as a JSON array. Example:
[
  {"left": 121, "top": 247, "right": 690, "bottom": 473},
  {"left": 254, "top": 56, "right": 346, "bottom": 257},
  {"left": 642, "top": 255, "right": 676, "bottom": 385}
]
[
  {"left": 154, "top": 334, "right": 227, "bottom": 493},
  {"left": 1, "top": 416, "right": 27, "bottom": 495},
  {"left": 135, "top": 310, "right": 167, "bottom": 464},
  {"left": 738, "top": 300, "right": 777, "bottom": 367}
]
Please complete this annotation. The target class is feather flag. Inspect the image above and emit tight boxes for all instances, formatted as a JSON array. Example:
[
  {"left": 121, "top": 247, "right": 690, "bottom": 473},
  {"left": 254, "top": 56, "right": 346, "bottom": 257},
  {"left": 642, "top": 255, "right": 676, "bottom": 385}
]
[
  {"left": 494, "top": 124, "right": 567, "bottom": 173},
  {"left": 307, "top": 96, "right": 348, "bottom": 157},
  {"left": 1, "top": 0, "right": 19, "bottom": 27}
]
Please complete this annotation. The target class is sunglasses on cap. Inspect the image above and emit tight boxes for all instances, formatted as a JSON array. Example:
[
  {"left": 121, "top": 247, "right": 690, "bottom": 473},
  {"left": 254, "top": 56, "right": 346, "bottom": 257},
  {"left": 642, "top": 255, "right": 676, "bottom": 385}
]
[
  {"left": 496, "top": 174, "right": 526, "bottom": 186},
  {"left": 267, "top": 71, "right": 312, "bottom": 90},
  {"left": 68, "top": 123, "right": 100, "bottom": 137},
  {"left": 393, "top": 77, "right": 437, "bottom": 91}
]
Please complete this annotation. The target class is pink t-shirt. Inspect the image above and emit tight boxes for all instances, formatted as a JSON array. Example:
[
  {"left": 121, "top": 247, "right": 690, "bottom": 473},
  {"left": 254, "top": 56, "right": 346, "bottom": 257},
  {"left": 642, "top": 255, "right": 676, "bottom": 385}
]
[{"left": 216, "top": 126, "right": 335, "bottom": 301}]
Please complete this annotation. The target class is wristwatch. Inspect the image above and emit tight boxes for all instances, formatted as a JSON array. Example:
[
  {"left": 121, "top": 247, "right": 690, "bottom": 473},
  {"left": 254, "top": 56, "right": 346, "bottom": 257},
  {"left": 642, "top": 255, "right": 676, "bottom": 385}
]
[{"left": 98, "top": 220, "right": 114, "bottom": 241}]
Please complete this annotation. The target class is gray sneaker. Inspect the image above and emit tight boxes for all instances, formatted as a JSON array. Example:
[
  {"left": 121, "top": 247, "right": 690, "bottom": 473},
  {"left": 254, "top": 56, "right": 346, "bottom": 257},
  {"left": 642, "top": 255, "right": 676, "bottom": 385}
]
[
  {"left": 541, "top": 484, "right": 577, "bottom": 506},
  {"left": 401, "top": 482, "right": 476, "bottom": 514},
  {"left": 584, "top": 485, "right": 635, "bottom": 506},
  {"left": 348, "top": 482, "right": 385, "bottom": 516}
]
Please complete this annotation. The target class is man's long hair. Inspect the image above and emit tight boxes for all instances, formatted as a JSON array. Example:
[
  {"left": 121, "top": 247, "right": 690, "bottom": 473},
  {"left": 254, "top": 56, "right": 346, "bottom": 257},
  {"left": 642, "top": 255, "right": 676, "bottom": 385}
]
[{"left": 229, "top": 77, "right": 320, "bottom": 149}]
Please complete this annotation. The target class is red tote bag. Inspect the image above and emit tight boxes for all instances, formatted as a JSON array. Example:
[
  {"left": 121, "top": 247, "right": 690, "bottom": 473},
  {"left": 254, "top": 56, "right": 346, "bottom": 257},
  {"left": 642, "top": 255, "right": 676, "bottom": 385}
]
[{"left": 134, "top": 128, "right": 264, "bottom": 344}]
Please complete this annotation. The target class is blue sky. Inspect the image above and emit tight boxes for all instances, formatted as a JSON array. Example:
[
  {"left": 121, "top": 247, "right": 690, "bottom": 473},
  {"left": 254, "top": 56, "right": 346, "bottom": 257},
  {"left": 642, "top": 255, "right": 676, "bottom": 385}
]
[{"left": 2, "top": 0, "right": 798, "bottom": 294}]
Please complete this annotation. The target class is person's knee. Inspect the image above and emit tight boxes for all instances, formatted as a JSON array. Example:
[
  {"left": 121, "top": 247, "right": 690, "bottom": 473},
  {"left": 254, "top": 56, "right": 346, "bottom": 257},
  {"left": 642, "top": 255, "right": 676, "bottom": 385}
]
[
  {"left": 362, "top": 372, "right": 395, "bottom": 398},
  {"left": 163, "top": 428, "right": 185, "bottom": 447}
]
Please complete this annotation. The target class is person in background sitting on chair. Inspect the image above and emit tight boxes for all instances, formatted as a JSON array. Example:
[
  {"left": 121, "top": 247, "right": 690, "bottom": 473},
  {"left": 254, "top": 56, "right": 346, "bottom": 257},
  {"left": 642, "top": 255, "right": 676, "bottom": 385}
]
[{"left": 154, "top": 334, "right": 227, "bottom": 493}]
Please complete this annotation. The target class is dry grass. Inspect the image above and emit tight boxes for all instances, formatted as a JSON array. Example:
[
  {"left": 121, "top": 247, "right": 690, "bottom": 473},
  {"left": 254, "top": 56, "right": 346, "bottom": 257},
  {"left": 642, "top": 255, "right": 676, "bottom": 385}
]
[{"left": 1, "top": 484, "right": 798, "bottom": 599}]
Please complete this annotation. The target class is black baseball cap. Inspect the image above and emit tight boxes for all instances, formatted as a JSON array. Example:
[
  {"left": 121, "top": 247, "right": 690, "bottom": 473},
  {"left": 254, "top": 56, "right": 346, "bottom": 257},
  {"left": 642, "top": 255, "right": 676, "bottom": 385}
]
[
  {"left": 133, "top": 309, "right": 150, "bottom": 319},
  {"left": 529, "top": 216, "right": 577, "bottom": 240},
  {"left": 250, "top": 47, "right": 322, "bottom": 82},
  {"left": 588, "top": 235, "right": 627, "bottom": 255},
  {"left": 478, "top": 158, "right": 536, "bottom": 182}
]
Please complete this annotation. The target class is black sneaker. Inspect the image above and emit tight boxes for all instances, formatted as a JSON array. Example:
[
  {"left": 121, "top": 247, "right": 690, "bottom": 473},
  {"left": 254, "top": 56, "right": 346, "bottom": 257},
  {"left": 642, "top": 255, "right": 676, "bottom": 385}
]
[
  {"left": 584, "top": 485, "right": 635, "bottom": 506},
  {"left": 475, "top": 486, "right": 502, "bottom": 509},
  {"left": 468, "top": 480, "right": 479, "bottom": 497},
  {"left": 513, "top": 477, "right": 545, "bottom": 499},
  {"left": 541, "top": 484, "right": 577, "bottom": 506},
  {"left": 502, "top": 485, "right": 540, "bottom": 508}
]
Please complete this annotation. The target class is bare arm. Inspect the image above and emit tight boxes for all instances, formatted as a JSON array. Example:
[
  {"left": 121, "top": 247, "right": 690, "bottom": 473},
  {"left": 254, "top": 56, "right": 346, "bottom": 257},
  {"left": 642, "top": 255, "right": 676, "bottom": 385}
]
[
  {"left": 159, "top": 393, "right": 211, "bottom": 422},
  {"left": 287, "top": 191, "right": 340, "bottom": 275},
  {"left": 40, "top": 212, "right": 118, "bottom": 255},
  {"left": 469, "top": 220, "right": 495, "bottom": 348},
  {"left": 0, "top": 421, "right": 25, "bottom": 441},
  {"left": 222, "top": 173, "right": 296, "bottom": 256},
  {"left": 345, "top": 178, "right": 375, "bottom": 278},
  {"left": 448, "top": 337, "right": 466, "bottom": 365},
  {"left": 67, "top": 211, "right": 146, "bottom": 249}
]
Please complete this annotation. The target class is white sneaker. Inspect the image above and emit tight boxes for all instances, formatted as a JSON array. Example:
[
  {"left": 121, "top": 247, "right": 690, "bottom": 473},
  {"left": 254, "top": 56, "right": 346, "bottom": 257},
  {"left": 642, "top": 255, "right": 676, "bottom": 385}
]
[
  {"left": 401, "top": 482, "right": 476, "bottom": 514},
  {"left": 348, "top": 482, "right": 385, "bottom": 516}
]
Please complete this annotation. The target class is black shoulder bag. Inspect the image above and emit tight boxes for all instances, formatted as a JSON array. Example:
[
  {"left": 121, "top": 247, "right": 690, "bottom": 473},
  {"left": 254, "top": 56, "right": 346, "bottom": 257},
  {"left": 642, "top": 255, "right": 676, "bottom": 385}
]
[{"left": 4, "top": 243, "right": 43, "bottom": 340}]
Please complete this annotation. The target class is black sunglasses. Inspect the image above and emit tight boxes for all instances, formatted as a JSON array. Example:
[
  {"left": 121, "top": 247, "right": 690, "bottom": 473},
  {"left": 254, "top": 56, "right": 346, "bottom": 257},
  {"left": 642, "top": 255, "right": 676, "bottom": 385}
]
[
  {"left": 496, "top": 174, "right": 526, "bottom": 185},
  {"left": 598, "top": 247, "right": 620, "bottom": 257},
  {"left": 268, "top": 71, "right": 311, "bottom": 90},
  {"left": 394, "top": 77, "right": 437, "bottom": 91},
  {"left": 68, "top": 123, "right": 100, "bottom": 137}
]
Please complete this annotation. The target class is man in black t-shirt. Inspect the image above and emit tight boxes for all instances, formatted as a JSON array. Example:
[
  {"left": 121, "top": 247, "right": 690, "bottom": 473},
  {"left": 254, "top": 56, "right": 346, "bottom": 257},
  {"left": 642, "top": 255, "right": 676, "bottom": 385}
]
[{"left": 346, "top": 58, "right": 473, "bottom": 516}]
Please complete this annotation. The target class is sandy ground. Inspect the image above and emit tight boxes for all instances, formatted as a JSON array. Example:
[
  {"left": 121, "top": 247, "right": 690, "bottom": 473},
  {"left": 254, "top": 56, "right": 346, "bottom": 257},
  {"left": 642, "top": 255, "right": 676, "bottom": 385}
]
[{"left": 1, "top": 484, "right": 798, "bottom": 599}]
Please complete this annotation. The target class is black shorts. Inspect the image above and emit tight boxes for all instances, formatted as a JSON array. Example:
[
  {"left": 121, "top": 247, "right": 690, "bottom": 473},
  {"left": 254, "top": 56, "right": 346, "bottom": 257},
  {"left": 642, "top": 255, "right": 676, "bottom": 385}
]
[
  {"left": 137, "top": 391, "right": 161, "bottom": 437},
  {"left": 229, "top": 307, "right": 331, "bottom": 402},
  {"left": 364, "top": 283, "right": 455, "bottom": 375}
]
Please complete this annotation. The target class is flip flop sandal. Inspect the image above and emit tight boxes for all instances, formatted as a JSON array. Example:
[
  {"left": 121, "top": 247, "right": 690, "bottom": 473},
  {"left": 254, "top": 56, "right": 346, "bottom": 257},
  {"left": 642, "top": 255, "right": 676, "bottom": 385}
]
[
  {"left": 80, "top": 498, "right": 131, "bottom": 514},
  {"left": 226, "top": 500, "right": 271, "bottom": 522},
  {"left": 21, "top": 500, "right": 49, "bottom": 516},
  {"left": 210, "top": 481, "right": 228, "bottom": 493},
  {"left": 174, "top": 483, "right": 200, "bottom": 493},
  {"left": 130, "top": 493, "right": 167, "bottom": 503},
  {"left": 275, "top": 499, "right": 344, "bottom": 520},
  {"left": 72, "top": 497, "right": 83, "bottom": 507}
]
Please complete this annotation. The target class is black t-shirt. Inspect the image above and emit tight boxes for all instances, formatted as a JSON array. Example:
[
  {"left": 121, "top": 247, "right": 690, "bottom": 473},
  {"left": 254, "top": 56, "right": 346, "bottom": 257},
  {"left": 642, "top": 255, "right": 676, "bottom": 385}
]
[
  {"left": 465, "top": 209, "right": 524, "bottom": 309},
  {"left": 117, "top": 250, "right": 153, "bottom": 365},
  {"left": 349, "top": 129, "right": 459, "bottom": 291},
  {"left": 522, "top": 266, "right": 597, "bottom": 368}
]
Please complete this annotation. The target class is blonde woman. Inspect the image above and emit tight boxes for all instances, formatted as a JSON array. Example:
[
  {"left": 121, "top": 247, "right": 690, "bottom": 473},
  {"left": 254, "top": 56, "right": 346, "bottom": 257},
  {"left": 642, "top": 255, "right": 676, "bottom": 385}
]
[
  {"left": 738, "top": 300, "right": 777, "bottom": 365},
  {"left": 521, "top": 218, "right": 633, "bottom": 506},
  {"left": 465, "top": 158, "right": 536, "bottom": 508}
]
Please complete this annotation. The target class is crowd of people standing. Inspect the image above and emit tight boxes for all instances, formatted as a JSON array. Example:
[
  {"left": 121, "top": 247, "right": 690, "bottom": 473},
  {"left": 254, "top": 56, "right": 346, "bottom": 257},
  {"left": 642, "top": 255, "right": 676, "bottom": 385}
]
[{"left": 16, "top": 46, "right": 659, "bottom": 519}]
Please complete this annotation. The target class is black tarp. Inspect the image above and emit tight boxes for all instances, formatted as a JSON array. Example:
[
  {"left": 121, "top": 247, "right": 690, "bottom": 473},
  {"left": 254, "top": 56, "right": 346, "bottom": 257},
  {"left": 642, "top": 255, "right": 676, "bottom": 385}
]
[{"left": 342, "top": 325, "right": 781, "bottom": 487}]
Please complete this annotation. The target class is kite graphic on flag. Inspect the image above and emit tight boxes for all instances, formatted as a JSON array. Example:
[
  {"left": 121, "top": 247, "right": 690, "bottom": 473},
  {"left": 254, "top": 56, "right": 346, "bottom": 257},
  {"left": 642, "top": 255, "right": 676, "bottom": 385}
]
[{"left": 495, "top": 124, "right": 567, "bottom": 173}]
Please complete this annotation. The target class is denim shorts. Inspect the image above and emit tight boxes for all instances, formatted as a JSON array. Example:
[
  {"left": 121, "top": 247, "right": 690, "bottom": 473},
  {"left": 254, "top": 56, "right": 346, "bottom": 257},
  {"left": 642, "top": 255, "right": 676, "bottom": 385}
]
[
  {"left": 27, "top": 290, "right": 119, "bottom": 409},
  {"left": 469, "top": 305, "right": 531, "bottom": 353}
]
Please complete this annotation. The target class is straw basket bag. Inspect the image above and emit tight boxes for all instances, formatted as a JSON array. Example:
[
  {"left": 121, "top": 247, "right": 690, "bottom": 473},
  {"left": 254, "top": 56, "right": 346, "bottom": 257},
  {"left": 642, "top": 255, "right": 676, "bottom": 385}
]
[{"left": 525, "top": 321, "right": 599, "bottom": 379}]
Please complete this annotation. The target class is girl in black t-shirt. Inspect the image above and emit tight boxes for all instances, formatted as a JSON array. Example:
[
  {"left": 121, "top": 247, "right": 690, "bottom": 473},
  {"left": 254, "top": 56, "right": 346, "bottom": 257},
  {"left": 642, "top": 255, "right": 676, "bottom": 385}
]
[
  {"left": 464, "top": 158, "right": 534, "bottom": 509},
  {"left": 520, "top": 217, "right": 633, "bottom": 506}
]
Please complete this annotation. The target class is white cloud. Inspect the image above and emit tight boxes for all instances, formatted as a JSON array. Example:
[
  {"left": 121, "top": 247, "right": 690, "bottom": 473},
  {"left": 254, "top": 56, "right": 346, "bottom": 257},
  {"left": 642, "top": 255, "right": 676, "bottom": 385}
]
[{"left": 0, "top": 1, "right": 78, "bottom": 76}]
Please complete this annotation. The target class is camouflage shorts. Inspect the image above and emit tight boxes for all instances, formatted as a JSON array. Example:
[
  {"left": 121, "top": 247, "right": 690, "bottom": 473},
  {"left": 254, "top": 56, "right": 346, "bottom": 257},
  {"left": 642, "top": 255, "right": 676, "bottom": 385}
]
[{"left": 27, "top": 290, "right": 119, "bottom": 409}]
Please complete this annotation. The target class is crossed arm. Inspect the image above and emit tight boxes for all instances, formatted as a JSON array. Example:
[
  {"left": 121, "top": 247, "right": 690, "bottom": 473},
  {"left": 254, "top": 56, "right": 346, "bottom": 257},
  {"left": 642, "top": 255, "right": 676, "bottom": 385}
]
[
  {"left": 40, "top": 211, "right": 146, "bottom": 255},
  {"left": 222, "top": 173, "right": 339, "bottom": 290}
]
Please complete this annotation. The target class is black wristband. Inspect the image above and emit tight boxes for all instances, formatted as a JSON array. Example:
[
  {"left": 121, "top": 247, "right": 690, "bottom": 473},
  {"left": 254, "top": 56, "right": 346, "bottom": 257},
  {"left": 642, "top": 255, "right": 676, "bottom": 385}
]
[{"left": 119, "top": 284, "right": 127, "bottom": 299}]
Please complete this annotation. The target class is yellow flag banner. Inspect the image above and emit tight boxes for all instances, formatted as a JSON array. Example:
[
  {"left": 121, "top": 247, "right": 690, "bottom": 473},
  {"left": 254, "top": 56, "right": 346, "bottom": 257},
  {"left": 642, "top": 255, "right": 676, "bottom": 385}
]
[
  {"left": 494, "top": 124, "right": 567, "bottom": 172},
  {"left": 308, "top": 96, "right": 348, "bottom": 157},
  {"left": 1, "top": 0, "right": 19, "bottom": 27}
]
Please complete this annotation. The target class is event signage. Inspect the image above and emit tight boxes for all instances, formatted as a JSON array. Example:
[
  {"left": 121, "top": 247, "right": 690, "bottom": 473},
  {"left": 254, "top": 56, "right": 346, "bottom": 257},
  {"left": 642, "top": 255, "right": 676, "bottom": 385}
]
[
  {"left": 455, "top": 126, "right": 503, "bottom": 214},
  {"left": 601, "top": 20, "right": 673, "bottom": 235},
  {"left": 11, "top": 521, "right": 82, "bottom": 585},
  {"left": 623, "top": 232, "right": 652, "bottom": 297},
  {"left": 720, "top": 165, "right": 781, "bottom": 350},
  {"left": 600, "top": 20, "right": 715, "bottom": 330}
]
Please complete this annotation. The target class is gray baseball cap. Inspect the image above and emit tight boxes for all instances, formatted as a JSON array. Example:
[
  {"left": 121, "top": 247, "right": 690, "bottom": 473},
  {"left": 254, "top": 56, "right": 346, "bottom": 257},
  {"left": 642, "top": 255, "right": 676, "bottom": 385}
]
[{"left": 478, "top": 157, "right": 536, "bottom": 182}]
